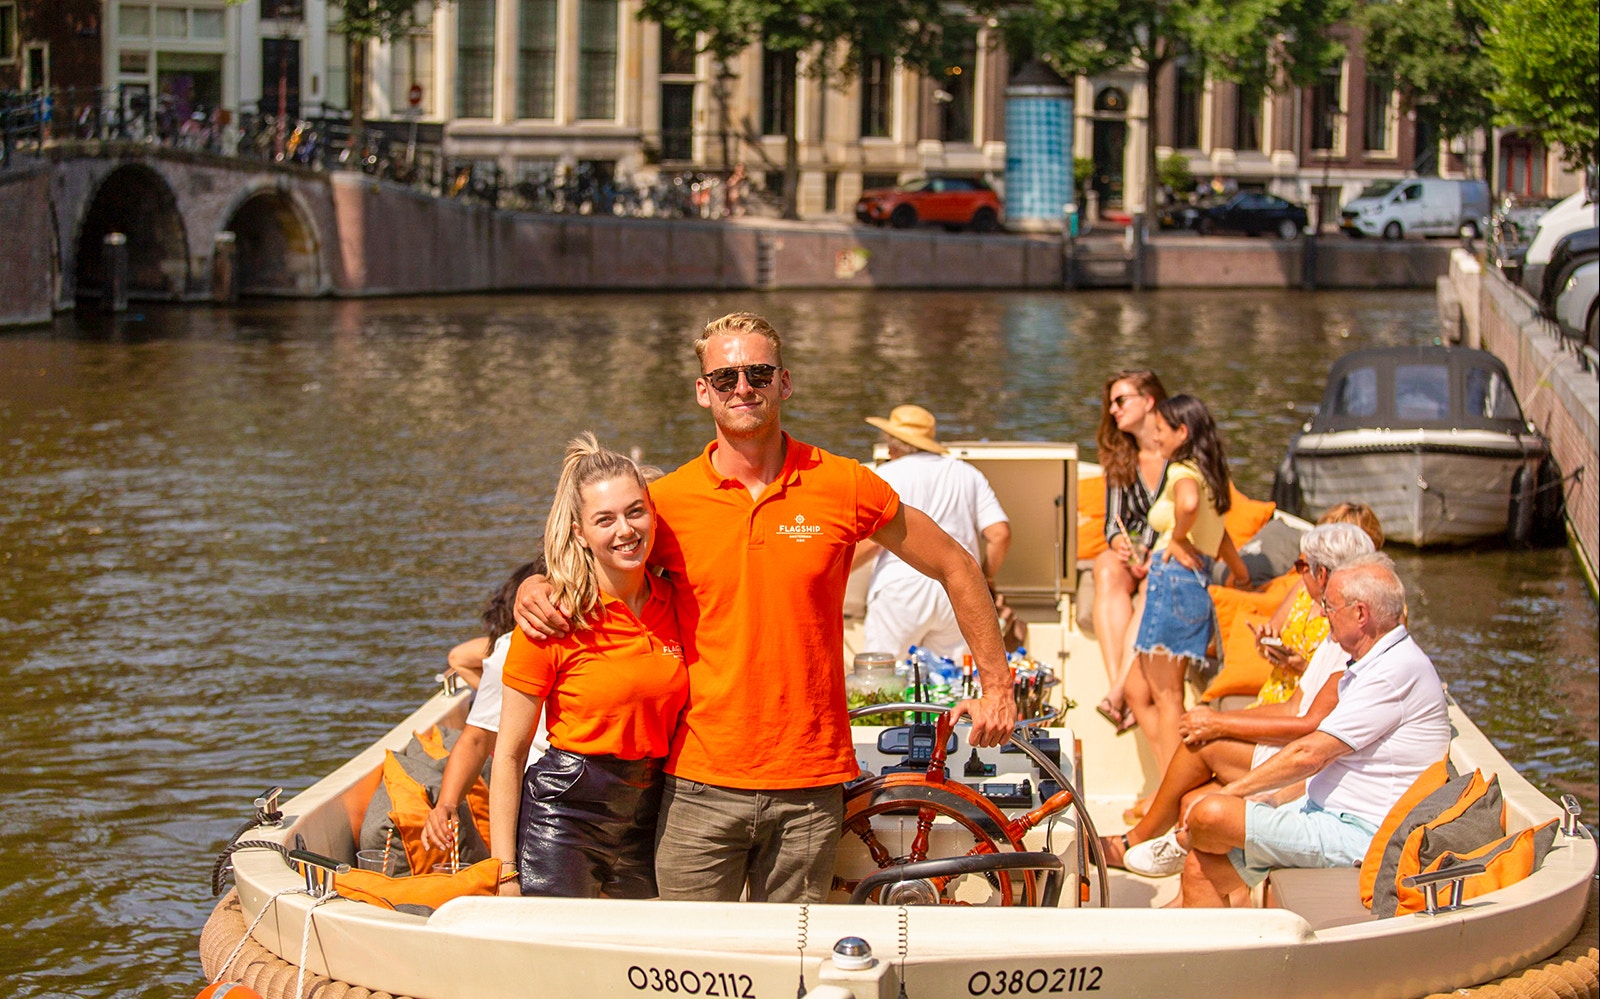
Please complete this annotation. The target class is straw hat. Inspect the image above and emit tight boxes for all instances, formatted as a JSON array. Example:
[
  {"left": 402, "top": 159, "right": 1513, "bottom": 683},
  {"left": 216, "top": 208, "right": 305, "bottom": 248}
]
[{"left": 865, "top": 405, "right": 947, "bottom": 455}]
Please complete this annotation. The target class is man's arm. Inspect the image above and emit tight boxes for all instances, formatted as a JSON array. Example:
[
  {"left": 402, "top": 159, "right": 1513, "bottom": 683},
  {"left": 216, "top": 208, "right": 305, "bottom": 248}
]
[
  {"left": 514, "top": 575, "right": 570, "bottom": 639},
  {"left": 869, "top": 504, "right": 1016, "bottom": 746},
  {"left": 1179, "top": 675, "right": 1342, "bottom": 747},
  {"left": 1217, "top": 730, "right": 1351, "bottom": 800},
  {"left": 850, "top": 539, "right": 884, "bottom": 572},
  {"left": 980, "top": 521, "right": 1011, "bottom": 582}
]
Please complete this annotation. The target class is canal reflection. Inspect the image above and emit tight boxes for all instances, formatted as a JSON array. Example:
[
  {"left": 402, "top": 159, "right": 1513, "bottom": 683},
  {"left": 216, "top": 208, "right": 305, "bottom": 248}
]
[{"left": 0, "top": 289, "right": 1593, "bottom": 998}]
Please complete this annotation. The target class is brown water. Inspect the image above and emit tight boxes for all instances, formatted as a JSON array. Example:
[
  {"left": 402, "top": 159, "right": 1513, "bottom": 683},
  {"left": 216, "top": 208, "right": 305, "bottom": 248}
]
[{"left": 1, "top": 290, "right": 1594, "bottom": 998}]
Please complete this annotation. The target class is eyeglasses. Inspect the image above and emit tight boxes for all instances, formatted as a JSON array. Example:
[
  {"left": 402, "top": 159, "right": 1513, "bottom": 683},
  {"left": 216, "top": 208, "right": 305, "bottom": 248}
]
[
  {"left": 1321, "top": 598, "right": 1361, "bottom": 617},
  {"left": 1109, "top": 393, "right": 1141, "bottom": 411},
  {"left": 701, "top": 364, "right": 779, "bottom": 392}
]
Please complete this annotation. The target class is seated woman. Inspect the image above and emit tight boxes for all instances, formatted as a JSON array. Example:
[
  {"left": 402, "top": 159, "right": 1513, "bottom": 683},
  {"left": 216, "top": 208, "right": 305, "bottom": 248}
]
[
  {"left": 1100, "top": 522, "right": 1377, "bottom": 877},
  {"left": 1133, "top": 394, "right": 1251, "bottom": 774},
  {"left": 419, "top": 554, "right": 546, "bottom": 852},
  {"left": 1091, "top": 369, "right": 1168, "bottom": 733},
  {"left": 489, "top": 434, "right": 689, "bottom": 898}
]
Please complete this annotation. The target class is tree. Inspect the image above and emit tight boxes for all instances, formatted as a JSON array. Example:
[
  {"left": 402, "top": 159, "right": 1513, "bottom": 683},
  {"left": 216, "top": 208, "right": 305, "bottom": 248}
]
[
  {"left": 333, "top": 0, "right": 435, "bottom": 129},
  {"left": 637, "top": 0, "right": 967, "bottom": 218},
  {"left": 1009, "top": 0, "right": 1349, "bottom": 222},
  {"left": 1485, "top": 0, "right": 1599, "bottom": 169},
  {"left": 1359, "top": 0, "right": 1497, "bottom": 182}
]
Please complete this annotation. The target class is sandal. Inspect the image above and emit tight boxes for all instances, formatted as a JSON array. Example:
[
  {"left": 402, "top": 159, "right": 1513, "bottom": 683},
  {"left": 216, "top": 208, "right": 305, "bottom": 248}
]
[
  {"left": 1099, "top": 833, "right": 1131, "bottom": 870},
  {"left": 1096, "top": 699, "right": 1128, "bottom": 730}
]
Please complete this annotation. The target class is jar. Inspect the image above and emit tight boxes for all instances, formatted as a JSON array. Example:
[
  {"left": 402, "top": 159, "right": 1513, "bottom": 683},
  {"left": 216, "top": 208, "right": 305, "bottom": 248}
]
[{"left": 846, "top": 652, "right": 904, "bottom": 725}]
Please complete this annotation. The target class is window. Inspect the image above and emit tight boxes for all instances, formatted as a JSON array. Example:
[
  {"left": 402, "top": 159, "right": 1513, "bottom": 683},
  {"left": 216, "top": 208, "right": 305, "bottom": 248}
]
[
  {"left": 1174, "top": 60, "right": 1202, "bottom": 149},
  {"left": 156, "top": 7, "right": 187, "bottom": 37},
  {"left": 191, "top": 8, "right": 222, "bottom": 39},
  {"left": 1311, "top": 63, "right": 1343, "bottom": 151},
  {"left": 391, "top": 32, "right": 433, "bottom": 113},
  {"left": 324, "top": 31, "right": 347, "bottom": 110},
  {"left": 1234, "top": 82, "right": 1262, "bottom": 152},
  {"left": 1395, "top": 365, "right": 1449, "bottom": 420},
  {"left": 936, "top": 24, "right": 976, "bottom": 144},
  {"left": 660, "top": 81, "right": 693, "bottom": 160},
  {"left": 260, "top": 0, "right": 301, "bottom": 19},
  {"left": 1332, "top": 367, "right": 1377, "bottom": 418},
  {"left": 455, "top": 0, "right": 495, "bottom": 118},
  {"left": 1466, "top": 368, "right": 1522, "bottom": 420},
  {"left": 859, "top": 53, "right": 891, "bottom": 138},
  {"left": 119, "top": 50, "right": 149, "bottom": 74},
  {"left": 761, "top": 46, "right": 794, "bottom": 136},
  {"left": 0, "top": 3, "right": 14, "bottom": 62},
  {"left": 659, "top": 29, "right": 694, "bottom": 75},
  {"left": 517, "top": 0, "right": 556, "bottom": 119},
  {"left": 577, "top": 0, "right": 617, "bottom": 119},
  {"left": 1363, "top": 78, "right": 1393, "bottom": 152}
]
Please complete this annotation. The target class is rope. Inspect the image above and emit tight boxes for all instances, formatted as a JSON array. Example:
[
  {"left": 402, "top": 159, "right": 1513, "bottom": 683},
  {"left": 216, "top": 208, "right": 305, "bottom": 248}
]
[
  {"left": 294, "top": 891, "right": 339, "bottom": 999},
  {"left": 212, "top": 886, "right": 310, "bottom": 986},
  {"left": 212, "top": 839, "right": 293, "bottom": 897}
]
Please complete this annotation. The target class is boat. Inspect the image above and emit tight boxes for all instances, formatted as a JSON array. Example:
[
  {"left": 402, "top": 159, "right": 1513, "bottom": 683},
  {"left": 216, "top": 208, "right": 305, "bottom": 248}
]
[
  {"left": 1270, "top": 346, "right": 1560, "bottom": 546},
  {"left": 200, "top": 441, "right": 1597, "bottom": 999}
]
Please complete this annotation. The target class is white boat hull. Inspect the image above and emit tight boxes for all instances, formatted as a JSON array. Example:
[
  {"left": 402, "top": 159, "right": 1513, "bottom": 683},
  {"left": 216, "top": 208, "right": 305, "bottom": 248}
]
[{"left": 1289, "top": 429, "right": 1547, "bottom": 545}]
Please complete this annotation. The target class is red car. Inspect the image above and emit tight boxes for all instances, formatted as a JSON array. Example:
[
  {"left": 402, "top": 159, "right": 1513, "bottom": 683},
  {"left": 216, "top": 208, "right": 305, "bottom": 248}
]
[{"left": 855, "top": 176, "right": 1003, "bottom": 232}]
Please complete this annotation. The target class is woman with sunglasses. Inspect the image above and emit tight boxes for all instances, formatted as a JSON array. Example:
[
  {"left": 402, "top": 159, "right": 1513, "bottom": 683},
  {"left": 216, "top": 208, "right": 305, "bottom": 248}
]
[
  {"left": 1091, "top": 370, "right": 1168, "bottom": 733},
  {"left": 1133, "top": 394, "right": 1251, "bottom": 773},
  {"left": 490, "top": 433, "right": 689, "bottom": 898}
]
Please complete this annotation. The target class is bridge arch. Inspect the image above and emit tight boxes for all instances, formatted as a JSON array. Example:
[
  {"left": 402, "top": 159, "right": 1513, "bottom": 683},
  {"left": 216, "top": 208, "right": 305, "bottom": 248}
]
[
  {"left": 74, "top": 163, "right": 190, "bottom": 299},
  {"left": 222, "top": 186, "right": 322, "bottom": 295}
]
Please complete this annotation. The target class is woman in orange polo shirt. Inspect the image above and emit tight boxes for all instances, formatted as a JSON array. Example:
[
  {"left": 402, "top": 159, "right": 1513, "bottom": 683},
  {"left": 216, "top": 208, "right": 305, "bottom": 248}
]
[{"left": 489, "top": 434, "right": 688, "bottom": 898}]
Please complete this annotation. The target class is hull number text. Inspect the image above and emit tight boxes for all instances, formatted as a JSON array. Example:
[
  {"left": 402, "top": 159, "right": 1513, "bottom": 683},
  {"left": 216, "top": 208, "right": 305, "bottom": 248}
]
[
  {"left": 967, "top": 967, "right": 1103, "bottom": 995},
  {"left": 627, "top": 966, "right": 754, "bottom": 998}
]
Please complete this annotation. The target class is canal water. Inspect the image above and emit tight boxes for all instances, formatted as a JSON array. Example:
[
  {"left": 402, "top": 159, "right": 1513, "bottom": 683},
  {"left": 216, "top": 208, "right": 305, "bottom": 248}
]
[{"left": 2, "top": 289, "right": 1594, "bottom": 998}]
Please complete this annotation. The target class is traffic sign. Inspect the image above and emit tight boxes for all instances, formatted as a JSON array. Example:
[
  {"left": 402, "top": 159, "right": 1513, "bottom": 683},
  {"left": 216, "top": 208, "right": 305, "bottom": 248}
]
[{"left": 407, "top": 84, "right": 423, "bottom": 108}]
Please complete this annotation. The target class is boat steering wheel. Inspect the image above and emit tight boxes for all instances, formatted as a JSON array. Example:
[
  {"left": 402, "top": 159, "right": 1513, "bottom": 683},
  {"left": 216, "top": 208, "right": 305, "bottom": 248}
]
[{"left": 837, "top": 703, "right": 1110, "bottom": 907}]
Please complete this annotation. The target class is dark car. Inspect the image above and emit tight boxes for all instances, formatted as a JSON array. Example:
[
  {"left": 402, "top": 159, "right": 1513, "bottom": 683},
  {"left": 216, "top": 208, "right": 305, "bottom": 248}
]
[
  {"left": 855, "top": 176, "right": 1003, "bottom": 232},
  {"left": 1186, "top": 192, "right": 1308, "bottom": 239},
  {"left": 1538, "top": 227, "right": 1599, "bottom": 320}
]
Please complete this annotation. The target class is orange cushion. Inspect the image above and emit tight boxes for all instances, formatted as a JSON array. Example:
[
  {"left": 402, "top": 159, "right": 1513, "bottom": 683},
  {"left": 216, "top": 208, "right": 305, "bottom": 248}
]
[
  {"left": 1360, "top": 758, "right": 1455, "bottom": 908},
  {"left": 1385, "top": 772, "right": 1506, "bottom": 917},
  {"left": 336, "top": 857, "right": 500, "bottom": 912},
  {"left": 1224, "top": 484, "right": 1277, "bottom": 544},
  {"left": 413, "top": 724, "right": 449, "bottom": 760},
  {"left": 1200, "top": 573, "right": 1300, "bottom": 702},
  {"left": 1077, "top": 474, "right": 1108, "bottom": 561},
  {"left": 1413, "top": 819, "right": 1560, "bottom": 912}
]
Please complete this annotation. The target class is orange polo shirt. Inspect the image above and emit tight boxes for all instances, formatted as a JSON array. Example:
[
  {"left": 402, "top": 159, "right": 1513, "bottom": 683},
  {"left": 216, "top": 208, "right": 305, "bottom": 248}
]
[
  {"left": 500, "top": 572, "right": 688, "bottom": 760},
  {"left": 649, "top": 434, "right": 901, "bottom": 789}
]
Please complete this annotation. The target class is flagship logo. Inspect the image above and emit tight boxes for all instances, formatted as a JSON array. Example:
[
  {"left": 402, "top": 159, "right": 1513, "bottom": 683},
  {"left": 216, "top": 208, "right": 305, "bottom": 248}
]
[
  {"left": 777, "top": 513, "right": 824, "bottom": 542},
  {"left": 661, "top": 641, "right": 685, "bottom": 660}
]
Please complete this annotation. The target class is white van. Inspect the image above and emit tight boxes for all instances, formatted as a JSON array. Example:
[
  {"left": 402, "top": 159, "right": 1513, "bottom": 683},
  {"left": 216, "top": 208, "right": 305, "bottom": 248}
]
[{"left": 1340, "top": 178, "right": 1492, "bottom": 239}]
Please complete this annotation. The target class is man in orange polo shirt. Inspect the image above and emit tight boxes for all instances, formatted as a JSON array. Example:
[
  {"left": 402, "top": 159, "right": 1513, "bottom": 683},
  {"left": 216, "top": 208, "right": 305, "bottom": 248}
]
[{"left": 517, "top": 311, "right": 1016, "bottom": 903}]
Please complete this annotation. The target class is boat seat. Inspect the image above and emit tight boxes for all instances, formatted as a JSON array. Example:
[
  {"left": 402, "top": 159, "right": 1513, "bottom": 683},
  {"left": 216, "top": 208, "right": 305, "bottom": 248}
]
[{"left": 1264, "top": 867, "right": 1376, "bottom": 931}]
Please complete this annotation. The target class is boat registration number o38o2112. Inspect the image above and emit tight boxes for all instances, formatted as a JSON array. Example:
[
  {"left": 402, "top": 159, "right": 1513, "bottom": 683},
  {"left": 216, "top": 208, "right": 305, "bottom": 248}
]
[
  {"left": 968, "top": 967, "right": 1105, "bottom": 995},
  {"left": 626, "top": 966, "right": 756, "bottom": 997}
]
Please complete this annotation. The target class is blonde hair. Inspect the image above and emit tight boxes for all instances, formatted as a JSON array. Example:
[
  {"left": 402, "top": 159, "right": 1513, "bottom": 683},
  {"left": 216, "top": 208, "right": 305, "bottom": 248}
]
[
  {"left": 543, "top": 433, "right": 651, "bottom": 630},
  {"left": 694, "top": 312, "right": 784, "bottom": 367},
  {"left": 1319, "top": 502, "right": 1385, "bottom": 550}
]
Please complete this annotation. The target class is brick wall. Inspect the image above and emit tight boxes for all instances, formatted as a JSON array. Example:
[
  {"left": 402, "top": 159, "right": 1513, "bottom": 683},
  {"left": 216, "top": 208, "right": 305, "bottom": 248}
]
[{"left": 0, "top": 166, "right": 55, "bottom": 325}]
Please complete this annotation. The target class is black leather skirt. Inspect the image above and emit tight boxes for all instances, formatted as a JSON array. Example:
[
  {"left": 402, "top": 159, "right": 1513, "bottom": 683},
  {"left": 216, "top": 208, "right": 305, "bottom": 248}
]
[{"left": 516, "top": 746, "right": 665, "bottom": 898}]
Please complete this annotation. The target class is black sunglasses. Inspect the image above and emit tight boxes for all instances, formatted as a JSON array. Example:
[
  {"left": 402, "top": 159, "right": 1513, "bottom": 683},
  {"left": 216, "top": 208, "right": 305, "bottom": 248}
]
[{"left": 701, "top": 364, "right": 779, "bottom": 392}]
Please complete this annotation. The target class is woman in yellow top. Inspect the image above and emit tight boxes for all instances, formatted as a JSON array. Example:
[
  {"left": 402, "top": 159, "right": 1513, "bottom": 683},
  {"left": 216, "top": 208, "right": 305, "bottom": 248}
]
[
  {"left": 489, "top": 434, "right": 689, "bottom": 898},
  {"left": 1134, "top": 394, "right": 1250, "bottom": 771}
]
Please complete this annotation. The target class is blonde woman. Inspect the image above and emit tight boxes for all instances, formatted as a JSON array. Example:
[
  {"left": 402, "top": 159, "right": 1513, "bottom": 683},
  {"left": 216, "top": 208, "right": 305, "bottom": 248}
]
[{"left": 489, "top": 434, "right": 688, "bottom": 898}]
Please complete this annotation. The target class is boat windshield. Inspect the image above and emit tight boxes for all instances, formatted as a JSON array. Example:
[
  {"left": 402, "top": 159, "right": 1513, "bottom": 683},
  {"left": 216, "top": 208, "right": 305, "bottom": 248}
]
[
  {"left": 1395, "top": 364, "right": 1450, "bottom": 420},
  {"left": 1331, "top": 367, "right": 1378, "bottom": 417},
  {"left": 1467, "top": 366, "right": 1523, "bottom": 421},
  {"left": 1357, "top": 180, "right": 1401, "bottom": 199}
]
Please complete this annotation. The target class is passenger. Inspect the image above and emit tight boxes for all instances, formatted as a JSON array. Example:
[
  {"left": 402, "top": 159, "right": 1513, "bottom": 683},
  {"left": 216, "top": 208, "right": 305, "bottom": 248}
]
[
  {"left": 419, "top": 554, "right": 546, "bottom": 852},
  {"left": 1250, "top": 502, "right": 1384, "bottom": 706},
  {"left": 1091, "top": 369, "right": 1169, "bottom": 733},
  {"left": 1178, "top": 554, "right": 1450, "bottom": 907},
  {"left": 1134, "top": 394, "right": 1251, "bottom": 773},
  {"left": 1098, "top": 523, "right": 1375, "bottom": 877},
  {"left": 489, "top": 434, "right": 689, "bottom": 898},
  {"left": 853, "top": 404, "right": 1012, "bottom": 660},
  {"left": 516, "top": 311, "right": 1017, "bottom": 903}
]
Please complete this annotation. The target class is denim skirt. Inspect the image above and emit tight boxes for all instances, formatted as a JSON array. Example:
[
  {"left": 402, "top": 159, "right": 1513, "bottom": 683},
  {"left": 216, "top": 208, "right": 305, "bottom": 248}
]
[
  {"left": 517, "top": 746, "right": 665, "bottom": 898},
  {"left": 1133, "top": 550, "right": 1218, "bottom": 666}
]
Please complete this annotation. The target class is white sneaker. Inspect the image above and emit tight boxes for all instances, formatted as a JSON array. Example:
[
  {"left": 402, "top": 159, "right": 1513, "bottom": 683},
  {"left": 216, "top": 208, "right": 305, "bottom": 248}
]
[{"left": 1124, "top": 832, "right": 1187, "bottom": 877}]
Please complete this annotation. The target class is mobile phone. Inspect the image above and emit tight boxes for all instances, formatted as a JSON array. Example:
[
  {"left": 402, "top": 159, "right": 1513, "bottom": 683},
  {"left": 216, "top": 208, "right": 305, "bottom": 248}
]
[{"left": 1258, "top": 636, "right": 1286, "bottom": 649}]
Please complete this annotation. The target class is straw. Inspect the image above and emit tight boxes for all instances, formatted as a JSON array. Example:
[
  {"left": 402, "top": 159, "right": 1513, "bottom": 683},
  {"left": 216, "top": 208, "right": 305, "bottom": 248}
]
[
  {"left": 449, "top": 816, "right": 459, "bottom": 874},
  {"left": 381, "top": 826, "right": 393, "bottom": 876}
]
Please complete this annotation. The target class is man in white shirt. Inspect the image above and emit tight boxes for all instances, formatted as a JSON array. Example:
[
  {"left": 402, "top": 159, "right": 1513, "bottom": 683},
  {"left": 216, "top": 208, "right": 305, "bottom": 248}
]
[
  {"left": 1176, "top": 552, "right": 1450, "bottom": 906},
  {"left": 853, "top": 405, "right": 1011, "bottom": 660}
]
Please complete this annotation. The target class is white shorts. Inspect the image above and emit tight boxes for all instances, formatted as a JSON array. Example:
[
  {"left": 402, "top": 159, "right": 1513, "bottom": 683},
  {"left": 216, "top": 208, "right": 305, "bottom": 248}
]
[{"left": 862, "top": 575, "right": 967, "bottom": 660}]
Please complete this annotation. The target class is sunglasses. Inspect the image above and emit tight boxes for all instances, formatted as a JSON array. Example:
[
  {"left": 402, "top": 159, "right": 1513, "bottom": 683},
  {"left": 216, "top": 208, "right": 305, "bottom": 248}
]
[
  {"left": 701, "top": 364, "right": 779, "bottom": 392},
  {"left": 1109, "top": 393, "right": 1141, "bottom": 410}
]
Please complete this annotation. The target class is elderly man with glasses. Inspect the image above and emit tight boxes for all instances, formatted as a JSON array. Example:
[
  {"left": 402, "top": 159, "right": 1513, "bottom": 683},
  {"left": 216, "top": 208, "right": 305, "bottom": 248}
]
[
  {"left": 516, "top": 311, "right": 1016, "bottom": 903},
  {"left": 1173, "top": 552, "right": 1450, "bottom": 907}
]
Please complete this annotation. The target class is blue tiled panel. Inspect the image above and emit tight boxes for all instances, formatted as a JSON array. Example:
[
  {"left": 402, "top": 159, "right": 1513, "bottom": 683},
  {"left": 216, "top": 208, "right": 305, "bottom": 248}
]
[{"left": 1004, "top": 96, "right": 1074, "bottom": 224}]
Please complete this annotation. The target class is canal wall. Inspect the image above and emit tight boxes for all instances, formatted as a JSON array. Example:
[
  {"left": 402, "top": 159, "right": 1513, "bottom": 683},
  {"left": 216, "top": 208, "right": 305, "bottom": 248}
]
[
  {"left": 0, "top": 166, "right": 57, "bottom": 327},
  {"left": 1446, "top": 249, "right": 1600, "bottom": 585}
]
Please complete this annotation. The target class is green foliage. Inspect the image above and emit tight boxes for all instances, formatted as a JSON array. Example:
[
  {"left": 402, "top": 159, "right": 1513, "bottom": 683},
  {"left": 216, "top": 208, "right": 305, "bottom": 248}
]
[
  {"left": 333, "top": 0, "right": 431, "bottom": 44},
  {"left": 1159, "top": 153, "right": 1194, "bottom": 196},
  {"left": 1359, "top": 0, "right": 1495, "bottom": 142},
  {"left": 1073, "top": 156, "right": 1095, "bottom": 197},
  {"left": 1486, "top": 0, "right": 1599, "bottom": 167}
]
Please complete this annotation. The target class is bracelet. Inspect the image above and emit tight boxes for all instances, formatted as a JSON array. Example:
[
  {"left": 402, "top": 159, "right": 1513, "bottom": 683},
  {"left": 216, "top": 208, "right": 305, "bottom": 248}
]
[{"left": 497, "top": 868, "right": 520, "bottom": 884}]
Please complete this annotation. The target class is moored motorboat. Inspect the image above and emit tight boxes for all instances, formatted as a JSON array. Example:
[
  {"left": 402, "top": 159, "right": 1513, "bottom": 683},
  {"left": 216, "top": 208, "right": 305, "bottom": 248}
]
[
  {"left": 1271, "top": 346, "right": 1560, "bottom": 546},
  {"left": 200, "top": 441, "right": 1597, "bottom": 999}
]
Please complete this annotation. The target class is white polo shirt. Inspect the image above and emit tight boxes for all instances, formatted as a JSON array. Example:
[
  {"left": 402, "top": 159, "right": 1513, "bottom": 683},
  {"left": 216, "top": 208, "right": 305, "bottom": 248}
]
[
  {"left": 1307, "top": 626, "right": 1451, "bottom": 827},
  {"left": 868, "top": 451, "right": 1007, "bottom": 592},
  {"left": 1251, "top": 638, "right": 1347, "bottom": 769},
  {"left": 465, "top": 631, "right": 548, "bottom": 760}
]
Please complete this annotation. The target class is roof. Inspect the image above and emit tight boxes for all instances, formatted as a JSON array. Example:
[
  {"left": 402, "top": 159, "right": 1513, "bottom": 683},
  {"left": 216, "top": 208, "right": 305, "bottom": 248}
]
[{"left": 1307, "top": 346, "right": 1532, "bottom": 434}]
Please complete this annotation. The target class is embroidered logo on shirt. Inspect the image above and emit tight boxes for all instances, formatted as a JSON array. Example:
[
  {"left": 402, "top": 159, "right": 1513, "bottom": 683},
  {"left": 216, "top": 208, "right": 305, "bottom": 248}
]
[
  {"left": 662, "top": 641, "right": 685, "bottom": 659},
  {"left": 776, "top": 513, "right": 824, "bottom": 541}
]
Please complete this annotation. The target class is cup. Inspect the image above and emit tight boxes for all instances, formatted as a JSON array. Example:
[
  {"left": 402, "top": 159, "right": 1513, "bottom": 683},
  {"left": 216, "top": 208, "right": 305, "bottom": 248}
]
[
  {"left": 355, "top": 849, "right": 390, "bottom": 874},
  {"left": 431, "top": 862, "right": 460, "bottom": 875}
]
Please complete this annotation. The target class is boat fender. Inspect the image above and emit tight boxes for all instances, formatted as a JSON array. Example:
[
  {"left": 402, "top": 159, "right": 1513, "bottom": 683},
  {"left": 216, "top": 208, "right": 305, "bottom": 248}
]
[{"left": 195, "top": 984, "right": 264, "bottom": 999}]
